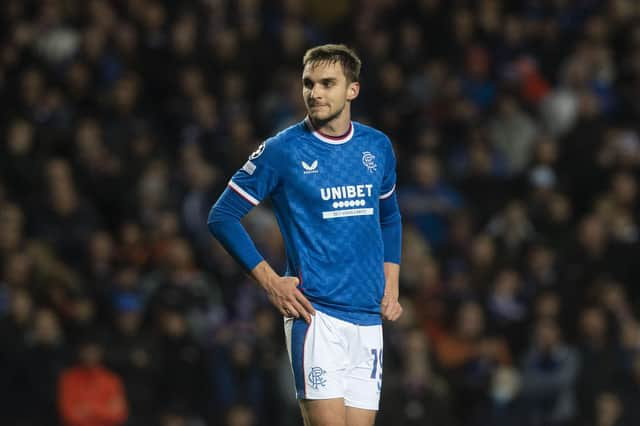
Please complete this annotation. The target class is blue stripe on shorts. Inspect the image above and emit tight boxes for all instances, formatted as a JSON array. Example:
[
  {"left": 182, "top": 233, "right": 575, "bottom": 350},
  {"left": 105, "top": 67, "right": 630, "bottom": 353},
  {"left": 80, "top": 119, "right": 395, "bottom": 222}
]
[{"left": 291, "top": 318, "right": 309, "bottom": 399}]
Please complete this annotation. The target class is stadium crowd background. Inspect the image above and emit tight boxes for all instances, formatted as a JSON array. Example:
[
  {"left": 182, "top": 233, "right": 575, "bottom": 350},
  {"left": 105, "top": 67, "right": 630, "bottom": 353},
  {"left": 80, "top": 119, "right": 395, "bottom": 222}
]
[{"left": 1, "top": 0, "right": 640, "bottom": 425}]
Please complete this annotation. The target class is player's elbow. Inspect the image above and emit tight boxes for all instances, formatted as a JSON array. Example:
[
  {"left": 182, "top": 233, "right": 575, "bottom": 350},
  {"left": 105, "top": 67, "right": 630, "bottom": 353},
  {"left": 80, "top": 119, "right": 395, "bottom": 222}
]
[
  {"left": 207, "top": 219, "right": 222, "bottom": 238},
  {"left": 380, "top": 212, "right": 401, "bottom": 227},
  {"left": 207, "top": 206, "right": 228, "bottom": 238},
  {"left": 379, "top": 193, "right": 401, "bottom": 226}
]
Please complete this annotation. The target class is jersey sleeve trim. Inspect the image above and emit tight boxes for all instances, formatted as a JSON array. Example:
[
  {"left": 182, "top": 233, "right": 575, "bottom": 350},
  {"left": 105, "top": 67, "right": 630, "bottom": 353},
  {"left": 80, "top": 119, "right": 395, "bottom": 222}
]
[
  {"left": 379, "top": 184, "right": 396, "bottom": 200},
  {"left": 228, "top": 180, "right": 260, "bottom": 206}
]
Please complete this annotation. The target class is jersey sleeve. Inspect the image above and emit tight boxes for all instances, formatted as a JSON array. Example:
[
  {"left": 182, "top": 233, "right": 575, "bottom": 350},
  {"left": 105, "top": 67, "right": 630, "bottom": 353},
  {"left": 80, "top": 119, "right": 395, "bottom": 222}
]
[
  {"left": 379, "top": 137, "right": 401, "bottom": 264},
  {"left": 207, "top": 138, "right": 282, "bottom": 272},
  {"left": 227, "top": 139, "right": 281, "bottom": 206},
  {"left": 380, "top": 138, "right": 397, "bottom": 200},
  {"left": 208, "top": 187, "right": 265, "bottom": 271}
]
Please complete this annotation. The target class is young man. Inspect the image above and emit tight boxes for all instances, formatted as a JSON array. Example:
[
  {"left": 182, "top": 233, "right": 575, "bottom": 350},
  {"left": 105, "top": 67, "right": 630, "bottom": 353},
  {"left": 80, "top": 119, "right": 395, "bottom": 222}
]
[{"left": 208, "top": 44, "right": 402, "bottom": 426}]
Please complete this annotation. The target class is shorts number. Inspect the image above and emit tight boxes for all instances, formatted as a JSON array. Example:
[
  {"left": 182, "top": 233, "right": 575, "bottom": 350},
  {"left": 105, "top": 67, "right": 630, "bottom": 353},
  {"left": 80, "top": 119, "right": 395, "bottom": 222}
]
[{"left": 370, "top": 348, "right": 383, "bottom": 379}]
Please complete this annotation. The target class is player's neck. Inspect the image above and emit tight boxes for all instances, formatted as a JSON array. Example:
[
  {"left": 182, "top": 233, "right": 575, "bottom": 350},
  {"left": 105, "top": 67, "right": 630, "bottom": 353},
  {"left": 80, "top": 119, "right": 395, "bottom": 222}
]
[{"left": 310, "top": 110, "right": 351, "bottom": 137}]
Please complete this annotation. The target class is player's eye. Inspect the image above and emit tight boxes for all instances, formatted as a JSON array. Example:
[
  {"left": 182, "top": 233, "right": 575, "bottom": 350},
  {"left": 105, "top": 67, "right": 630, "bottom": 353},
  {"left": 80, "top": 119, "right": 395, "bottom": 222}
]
[{"left": 303, "top": 79, "right": 313, "bottom": 89}]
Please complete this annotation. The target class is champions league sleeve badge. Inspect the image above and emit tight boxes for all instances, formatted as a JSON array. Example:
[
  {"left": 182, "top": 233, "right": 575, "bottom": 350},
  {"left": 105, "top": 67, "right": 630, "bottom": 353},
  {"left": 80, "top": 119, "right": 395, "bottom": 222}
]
[{"left": 249, "top": 141, "right": 266, "bottom": 160}]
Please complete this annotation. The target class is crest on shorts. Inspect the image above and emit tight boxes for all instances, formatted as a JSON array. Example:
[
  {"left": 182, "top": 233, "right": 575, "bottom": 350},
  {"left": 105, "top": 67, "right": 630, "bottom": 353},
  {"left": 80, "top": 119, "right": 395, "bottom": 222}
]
[{"left": 307, "top": 367, "right": 327, "bottom": 390}]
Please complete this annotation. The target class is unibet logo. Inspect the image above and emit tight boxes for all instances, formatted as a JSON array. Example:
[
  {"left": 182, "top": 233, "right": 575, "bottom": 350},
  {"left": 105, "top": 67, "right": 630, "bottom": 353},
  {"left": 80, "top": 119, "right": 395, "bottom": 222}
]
[{"left": 320, "top": 184, "right": 373, "bottom": 201}]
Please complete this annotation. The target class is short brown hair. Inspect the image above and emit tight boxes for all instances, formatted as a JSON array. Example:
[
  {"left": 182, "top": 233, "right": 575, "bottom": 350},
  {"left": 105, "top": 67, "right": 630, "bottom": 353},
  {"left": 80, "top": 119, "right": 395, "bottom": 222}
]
[{"left": 302, "top": 44, "right": 362, "bottom": 83}]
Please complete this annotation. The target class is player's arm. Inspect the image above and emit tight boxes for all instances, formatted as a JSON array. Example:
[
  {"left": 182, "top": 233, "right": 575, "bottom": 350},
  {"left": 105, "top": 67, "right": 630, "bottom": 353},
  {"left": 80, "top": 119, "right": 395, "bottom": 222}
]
[
  {"left": 379, "top": 137, "right": 403, "bottom": 321},
  {"left": 208, "top": 169, "right": 314, "bottom": 323},
  {"left": 208, "top": 189, "right": 314, "bottom": 323},
  {"left": 380, "top": 190, "right": 403, "bottom": 321},
  {"left": 207, "top": 185, "right": 264, "bottom": 271},
  {"left": 250, "top": 260, "right": 315, "bottom": 323}
]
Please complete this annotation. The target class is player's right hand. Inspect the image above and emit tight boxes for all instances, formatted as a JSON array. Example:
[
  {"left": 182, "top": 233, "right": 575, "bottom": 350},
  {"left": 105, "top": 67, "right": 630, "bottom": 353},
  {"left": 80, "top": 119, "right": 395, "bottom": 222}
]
[{"left": 264, "top": 276, "right": 315, "bottom": 324}]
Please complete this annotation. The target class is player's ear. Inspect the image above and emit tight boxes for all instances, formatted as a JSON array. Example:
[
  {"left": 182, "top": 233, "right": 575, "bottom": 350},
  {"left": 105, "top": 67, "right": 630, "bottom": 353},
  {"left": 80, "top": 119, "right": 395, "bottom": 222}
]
[{"left": 346, "top": 81, "right": 360, "bottom": 101}]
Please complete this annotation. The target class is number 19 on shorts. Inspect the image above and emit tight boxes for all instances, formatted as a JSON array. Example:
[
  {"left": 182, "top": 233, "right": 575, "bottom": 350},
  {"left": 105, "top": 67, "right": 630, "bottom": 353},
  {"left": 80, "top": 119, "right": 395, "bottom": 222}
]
[{"left": 371, "top": 348, "right": 383, "bottom": 391}]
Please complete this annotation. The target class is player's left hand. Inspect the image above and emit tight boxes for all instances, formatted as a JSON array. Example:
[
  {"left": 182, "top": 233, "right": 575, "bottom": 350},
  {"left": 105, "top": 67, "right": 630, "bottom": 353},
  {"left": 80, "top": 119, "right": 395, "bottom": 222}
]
[{"left": 381, "top": 292, "right": 403, "bottom": 321}]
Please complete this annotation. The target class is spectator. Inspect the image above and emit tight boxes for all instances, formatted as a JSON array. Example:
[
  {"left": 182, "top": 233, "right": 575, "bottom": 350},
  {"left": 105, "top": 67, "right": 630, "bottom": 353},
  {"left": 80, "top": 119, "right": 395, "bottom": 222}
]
[
  {"left": 486, "top": 200, "right": 536, "bottom": 262},
  {"left": 104, "top": 293, "right": 156, "bottom": 426},
  {"left": 18, "top": 308, "right": 68, "bottom": 426},
  {"left": 617, "top": 352, "right": 640, "bottom": 425},
  {"left": 0, "top": 203, "right": 26, "bottom": 268},
  {"left": 520, "top": 318, "right": 579, "bottom": 426},
  {"left": 575, "top": 306, "right": 618, "bottom": 425},
  {"left": 146, "top": 237, "right": 223, "bottom": 341},
  {"left": 210, "top": 334, "right": 267, "bottom": 421},
  {"left": 226, "top": 404, "right": 257, "bottom": 426},
  {"left": 33, "top": 159, "right": 102, "bottom": 268},
  {"left": 486, "top": 267, "right": 530, "bottom": 357},
  {"left": 379, "top": 327, "right": 454, "bottom": 426},
  {"left": 0, "top": 288, "right": 34, "bottom": 424},
  {"left": 522, "top": 242, "right": 559, "bottom": 290},
  {"left": 467, "top": 233, "right": 499, "bottom": 295},
  {"left": 488, "top": 94, "right": 537, "bottom": 175},
  {"left": 0, "top": 119, "right": 41, "bottom": 203},
  {"left": 58, "top": 335, "right": 128, "bottom": 426},
  {"left": 155, "top": 307, "right": 209, "bottom": 423},
  {"left": 434, "top": 301, "right": 511, "bottom": 425},
  {"left": 485, "top": 366, "right": 523, "bottom": 426},
  {"left": 593, "top": 391, "right": 625, "bottom": 426},
  {"left": 400, "top": 153, "right": 464, "bottom": 249}
]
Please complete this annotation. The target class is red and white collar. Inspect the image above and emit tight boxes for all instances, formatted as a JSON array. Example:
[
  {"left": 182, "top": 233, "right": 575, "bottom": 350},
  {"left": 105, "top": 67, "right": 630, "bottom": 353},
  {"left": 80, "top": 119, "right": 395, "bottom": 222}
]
[{"left": 304, "top": 116, "right": 354, "bottom": 145}]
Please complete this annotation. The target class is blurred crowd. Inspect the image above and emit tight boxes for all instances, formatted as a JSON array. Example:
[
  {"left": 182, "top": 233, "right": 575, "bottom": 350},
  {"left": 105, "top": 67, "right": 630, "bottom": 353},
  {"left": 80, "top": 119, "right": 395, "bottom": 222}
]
[{"left": 1, "top": 0, "right": 640, "bottom": 425}]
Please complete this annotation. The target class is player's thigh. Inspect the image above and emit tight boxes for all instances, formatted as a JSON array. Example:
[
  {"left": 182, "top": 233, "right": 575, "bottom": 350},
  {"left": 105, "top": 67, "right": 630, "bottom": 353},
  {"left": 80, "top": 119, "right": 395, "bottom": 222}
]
[
  {"left": 344, "top": 324, "right": 383, "bottom": 411},
  {"left": 284, "top": 313, "right": 347, "bottom": 401},
  {"left": 345, "top": 406, "right": 376, "bottom": 426},
  {"left": 299, "top": 398, "right": 346, "bottom": 426}
]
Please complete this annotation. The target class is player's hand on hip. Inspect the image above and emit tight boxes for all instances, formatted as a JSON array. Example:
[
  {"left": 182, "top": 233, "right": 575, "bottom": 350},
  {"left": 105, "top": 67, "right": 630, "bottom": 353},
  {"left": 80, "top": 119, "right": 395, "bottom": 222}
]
[
  {"left": 265, "top": 276, "right": 315, "bottom": 323},
  {"left": 381, "top": 293, "right": 403, "bottom": 321}
]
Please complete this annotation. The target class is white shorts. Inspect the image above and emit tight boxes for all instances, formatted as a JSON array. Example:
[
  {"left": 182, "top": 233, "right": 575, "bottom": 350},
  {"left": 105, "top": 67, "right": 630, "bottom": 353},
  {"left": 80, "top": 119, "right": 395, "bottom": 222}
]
[{"left": 284, "top": 310, "right": 383, "bottom": 410}]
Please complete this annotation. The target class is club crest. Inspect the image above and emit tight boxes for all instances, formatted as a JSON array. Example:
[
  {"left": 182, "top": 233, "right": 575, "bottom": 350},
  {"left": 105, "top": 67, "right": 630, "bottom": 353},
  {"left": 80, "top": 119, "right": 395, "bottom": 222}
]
[{"left": 362, "top": 151, "right": 377, "bottom": 172}]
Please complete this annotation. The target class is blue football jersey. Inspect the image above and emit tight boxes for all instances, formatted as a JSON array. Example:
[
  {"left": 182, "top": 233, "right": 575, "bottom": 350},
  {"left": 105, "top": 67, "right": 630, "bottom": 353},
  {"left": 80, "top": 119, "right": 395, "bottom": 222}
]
[{"left": 228, "top": 118, "right": 398, "bottom": 325}]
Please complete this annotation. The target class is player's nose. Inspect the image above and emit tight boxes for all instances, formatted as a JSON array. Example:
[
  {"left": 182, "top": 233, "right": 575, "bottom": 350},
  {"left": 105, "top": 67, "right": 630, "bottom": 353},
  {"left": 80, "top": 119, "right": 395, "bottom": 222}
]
[{"left": 309, "top": 84, "right": 322, "bottom": 99}]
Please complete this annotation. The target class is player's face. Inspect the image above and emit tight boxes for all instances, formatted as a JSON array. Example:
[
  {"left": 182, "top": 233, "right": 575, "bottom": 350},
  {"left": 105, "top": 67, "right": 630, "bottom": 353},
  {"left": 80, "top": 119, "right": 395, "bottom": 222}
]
[{"left": 302, "top": 61, "right": 359, "bottom": 125}]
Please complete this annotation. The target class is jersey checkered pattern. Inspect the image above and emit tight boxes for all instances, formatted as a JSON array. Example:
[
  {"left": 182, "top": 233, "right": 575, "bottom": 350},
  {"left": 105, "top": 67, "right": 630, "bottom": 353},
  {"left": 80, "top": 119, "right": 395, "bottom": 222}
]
[{"left": 229, "top": 119, "right": 397, "bottom": 325}]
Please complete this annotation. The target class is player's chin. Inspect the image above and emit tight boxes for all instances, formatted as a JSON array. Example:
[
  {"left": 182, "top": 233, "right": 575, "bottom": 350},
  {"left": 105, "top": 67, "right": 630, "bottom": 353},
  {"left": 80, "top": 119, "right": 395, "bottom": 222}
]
[{"left": 308, "top": 109, "right": 329, "bottom": 120}]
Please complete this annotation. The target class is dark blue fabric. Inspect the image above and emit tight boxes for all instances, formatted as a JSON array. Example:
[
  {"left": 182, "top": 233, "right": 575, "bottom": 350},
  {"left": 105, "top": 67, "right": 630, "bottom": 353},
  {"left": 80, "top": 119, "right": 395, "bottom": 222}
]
[
  {"left": 207, "top": 187, "right": 263, "bottom": 272},
  {"left": 291, "top": 318, "right": 309, "bottom": 399},
  {"left": 379, "top": 192, "right": 402, "bottom": 264}
]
